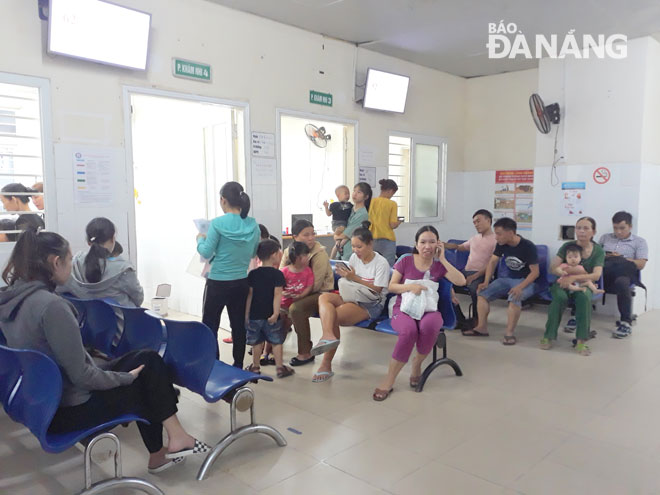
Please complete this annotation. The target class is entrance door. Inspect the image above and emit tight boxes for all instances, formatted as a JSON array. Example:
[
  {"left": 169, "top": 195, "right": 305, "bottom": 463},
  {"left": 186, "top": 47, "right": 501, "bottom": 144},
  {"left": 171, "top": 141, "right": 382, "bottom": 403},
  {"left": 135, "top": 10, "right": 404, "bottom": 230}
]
[{"left": 127, "top": 92, "right": 246, "bottom": 316}]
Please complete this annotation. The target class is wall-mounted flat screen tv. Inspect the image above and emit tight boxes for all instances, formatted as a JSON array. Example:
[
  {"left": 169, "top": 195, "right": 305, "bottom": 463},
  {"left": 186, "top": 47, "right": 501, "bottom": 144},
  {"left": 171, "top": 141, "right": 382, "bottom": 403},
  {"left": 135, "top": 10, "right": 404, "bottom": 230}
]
[
  {"left": 48, "top": 0, "right": 151, "bottom": 70},
  {"left": 362, "top": 68, "right": 410, "bottom": 113}
]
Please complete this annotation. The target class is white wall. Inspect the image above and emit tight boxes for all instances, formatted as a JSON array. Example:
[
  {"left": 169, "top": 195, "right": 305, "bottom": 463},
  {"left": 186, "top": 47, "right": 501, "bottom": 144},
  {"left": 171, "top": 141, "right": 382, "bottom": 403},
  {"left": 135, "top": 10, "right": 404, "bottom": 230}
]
[
  {"left": 0, "top": 0, "right": 466, "bottom": 297},
  {"left": 464, "top": 69, "right": 538, "bottom": 172}
]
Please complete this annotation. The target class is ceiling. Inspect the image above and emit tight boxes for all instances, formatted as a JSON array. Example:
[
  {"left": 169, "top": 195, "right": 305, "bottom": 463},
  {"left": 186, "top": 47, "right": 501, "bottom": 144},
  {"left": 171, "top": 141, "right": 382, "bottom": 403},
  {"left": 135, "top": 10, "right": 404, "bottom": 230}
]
[{"left": 206, "top": 0, "right": 660, "bottom": 77}]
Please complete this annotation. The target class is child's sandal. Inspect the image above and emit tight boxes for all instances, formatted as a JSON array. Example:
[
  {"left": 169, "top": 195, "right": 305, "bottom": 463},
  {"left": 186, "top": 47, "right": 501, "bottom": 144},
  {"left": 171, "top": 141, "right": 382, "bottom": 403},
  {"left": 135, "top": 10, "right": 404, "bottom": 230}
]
[
  {"left": 276, "top": 365, "right": 295, "bottom": 378},
  {"left": 575, "top": 343, "right": 591, "bottom": 356}
]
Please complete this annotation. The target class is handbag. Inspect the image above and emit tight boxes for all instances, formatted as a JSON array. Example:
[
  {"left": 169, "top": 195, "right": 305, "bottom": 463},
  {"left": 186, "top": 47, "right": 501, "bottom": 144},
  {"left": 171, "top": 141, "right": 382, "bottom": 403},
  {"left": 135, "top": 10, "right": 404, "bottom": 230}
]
[{"left": 338, "top": 277, "right": 381, "bottom": 305}]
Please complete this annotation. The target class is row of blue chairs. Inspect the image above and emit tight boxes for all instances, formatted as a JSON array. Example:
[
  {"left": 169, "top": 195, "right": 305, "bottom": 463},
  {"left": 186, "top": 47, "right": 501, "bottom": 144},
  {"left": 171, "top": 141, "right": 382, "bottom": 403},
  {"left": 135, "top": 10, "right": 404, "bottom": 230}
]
[
  {"left": 0, "top": 296, "right": 288, "bottom": 488},
  {"left": 328, "top": 257, "right": 462, "bottom": 392}
]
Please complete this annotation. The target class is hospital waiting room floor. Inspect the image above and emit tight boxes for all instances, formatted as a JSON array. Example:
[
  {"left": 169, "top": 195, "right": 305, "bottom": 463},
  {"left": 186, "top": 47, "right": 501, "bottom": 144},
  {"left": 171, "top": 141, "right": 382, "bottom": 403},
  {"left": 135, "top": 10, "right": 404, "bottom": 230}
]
[{"left": 3, "top": 300, "right": 660, "bottom": 495}]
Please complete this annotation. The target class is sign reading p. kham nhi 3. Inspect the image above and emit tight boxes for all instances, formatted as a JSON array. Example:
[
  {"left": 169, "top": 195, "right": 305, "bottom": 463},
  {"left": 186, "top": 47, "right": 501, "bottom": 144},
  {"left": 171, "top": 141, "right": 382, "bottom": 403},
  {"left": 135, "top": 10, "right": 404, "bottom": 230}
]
[
  {"left": 173, "top": 58, "right": 211, "bottom": 82},
  {"left": 309, "top": 90, "right": 333, "bottom": 106}
]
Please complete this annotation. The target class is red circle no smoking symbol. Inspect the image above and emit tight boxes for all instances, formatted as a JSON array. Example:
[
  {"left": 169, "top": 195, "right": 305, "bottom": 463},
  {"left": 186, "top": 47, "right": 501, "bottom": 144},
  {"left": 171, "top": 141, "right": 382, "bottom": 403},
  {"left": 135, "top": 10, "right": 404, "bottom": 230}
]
[{"left": 593, "top": 167, "right": 611, "bottom": 184}]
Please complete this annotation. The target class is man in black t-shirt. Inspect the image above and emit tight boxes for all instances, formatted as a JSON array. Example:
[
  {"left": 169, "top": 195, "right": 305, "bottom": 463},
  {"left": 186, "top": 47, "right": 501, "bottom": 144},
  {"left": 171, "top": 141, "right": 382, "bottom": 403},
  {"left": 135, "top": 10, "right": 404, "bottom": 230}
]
[{"left": 463, "top": 217, "right": 539, "bottom": 345}]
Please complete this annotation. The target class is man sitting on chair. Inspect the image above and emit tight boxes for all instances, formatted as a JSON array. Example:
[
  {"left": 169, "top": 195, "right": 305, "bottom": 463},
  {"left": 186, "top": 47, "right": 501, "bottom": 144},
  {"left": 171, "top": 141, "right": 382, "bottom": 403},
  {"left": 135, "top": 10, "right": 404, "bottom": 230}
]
[
  {"left": 445, "top": 209, "right": 496, "bottom": 330},
  {"left": 463, "top": 217, "right": 539, "bottom": 345},
  {"left": 598, "top": 211, "right": 648, "bottom": 339}
]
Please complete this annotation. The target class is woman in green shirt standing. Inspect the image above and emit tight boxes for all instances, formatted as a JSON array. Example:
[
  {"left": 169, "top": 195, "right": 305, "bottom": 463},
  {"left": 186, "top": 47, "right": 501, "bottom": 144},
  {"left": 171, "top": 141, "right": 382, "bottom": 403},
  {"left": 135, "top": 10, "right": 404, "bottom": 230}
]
[
  {"left": 541, "top": 216, "right": 605, "bottom": 355},
  {"left": 336, "top": 182, "right": 372, "bottom": 261}
]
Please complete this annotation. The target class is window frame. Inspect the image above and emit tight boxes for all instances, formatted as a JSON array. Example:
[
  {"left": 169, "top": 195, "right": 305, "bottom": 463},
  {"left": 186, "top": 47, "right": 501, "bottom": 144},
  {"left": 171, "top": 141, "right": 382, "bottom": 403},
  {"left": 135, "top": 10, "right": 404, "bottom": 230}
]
[
  {"left": 0, "top": 72, "right": 55, "bottom": 253},
  {"left": 388, "top": 131, "right": 447, "bottom": 224}
]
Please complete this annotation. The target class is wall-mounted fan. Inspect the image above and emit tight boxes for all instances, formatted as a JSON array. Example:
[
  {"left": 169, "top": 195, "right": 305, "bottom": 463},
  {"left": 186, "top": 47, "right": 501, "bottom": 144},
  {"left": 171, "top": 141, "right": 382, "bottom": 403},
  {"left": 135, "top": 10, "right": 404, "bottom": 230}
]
[
  {"left": 529, "top": 93, "right": 560, "bottom": 134},
  {"left": 304, "top": 123, "right": 331, "bottom": 148}
]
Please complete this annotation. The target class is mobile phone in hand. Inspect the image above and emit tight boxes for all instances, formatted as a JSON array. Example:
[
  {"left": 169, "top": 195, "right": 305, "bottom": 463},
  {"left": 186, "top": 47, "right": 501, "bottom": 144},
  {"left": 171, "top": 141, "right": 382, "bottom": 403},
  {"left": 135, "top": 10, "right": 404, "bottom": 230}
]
[
  {"left": 397, "top": 216, "right": 405, "bottom": 222},
  {"left": 335, "top": 261, "right": 350, "bottom": 271}
]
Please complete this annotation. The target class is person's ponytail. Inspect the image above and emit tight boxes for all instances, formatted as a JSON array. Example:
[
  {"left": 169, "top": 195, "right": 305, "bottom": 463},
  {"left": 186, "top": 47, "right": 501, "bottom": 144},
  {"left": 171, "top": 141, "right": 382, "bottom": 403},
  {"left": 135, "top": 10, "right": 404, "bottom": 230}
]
[
  {"left": 239, "top": 190, "right": 251, "bottom": 219},
  {"left": 2, "top": 228, "right": 70, "bottom": 289},
  {"left": 84, "top": 243, "right": 110, "bottom": 283},
  {"left": 83, "top": 217, "right": 115, "bottom": 283}
]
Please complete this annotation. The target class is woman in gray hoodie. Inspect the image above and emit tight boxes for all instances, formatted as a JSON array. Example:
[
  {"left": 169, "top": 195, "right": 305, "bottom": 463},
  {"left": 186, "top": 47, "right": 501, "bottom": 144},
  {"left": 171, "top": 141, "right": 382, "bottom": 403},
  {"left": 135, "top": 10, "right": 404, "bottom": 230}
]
[
  {"left": 0, "top": 229, "right": 209, "bottom": 473},
  {"left": 62, "top": 217, "right": 144, "bottom": 307}
]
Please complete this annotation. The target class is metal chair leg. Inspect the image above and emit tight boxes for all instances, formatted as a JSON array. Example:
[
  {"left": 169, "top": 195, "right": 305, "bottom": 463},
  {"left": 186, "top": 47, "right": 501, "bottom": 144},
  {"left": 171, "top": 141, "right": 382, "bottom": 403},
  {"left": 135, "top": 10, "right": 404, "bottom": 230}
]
[
  {"left": 79, "top": 432, "right": 164, "bottom": 495},
  {"left": 197, "top": 387, "right": 287, "bottom": 481},
  {"left": 415, "top": 332, "right": 463, "bottom": 392}
]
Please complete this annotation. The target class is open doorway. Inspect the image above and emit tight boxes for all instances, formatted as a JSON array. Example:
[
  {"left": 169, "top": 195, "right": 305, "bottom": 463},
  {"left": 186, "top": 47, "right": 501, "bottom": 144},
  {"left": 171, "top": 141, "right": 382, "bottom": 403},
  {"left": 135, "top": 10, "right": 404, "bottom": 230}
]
[
  {"left": 127, "top": 91, "right": 246, "bottom": 316},
  {"left": 279, "top": 113, "right": 355, "bottom": 236}
]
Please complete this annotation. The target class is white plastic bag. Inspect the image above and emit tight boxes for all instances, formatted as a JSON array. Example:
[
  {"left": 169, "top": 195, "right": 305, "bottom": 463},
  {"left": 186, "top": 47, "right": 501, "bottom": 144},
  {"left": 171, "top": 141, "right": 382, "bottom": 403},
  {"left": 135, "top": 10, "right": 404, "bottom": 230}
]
[{"left": 399, "top": 271, "right": 439, "bottom": 320}]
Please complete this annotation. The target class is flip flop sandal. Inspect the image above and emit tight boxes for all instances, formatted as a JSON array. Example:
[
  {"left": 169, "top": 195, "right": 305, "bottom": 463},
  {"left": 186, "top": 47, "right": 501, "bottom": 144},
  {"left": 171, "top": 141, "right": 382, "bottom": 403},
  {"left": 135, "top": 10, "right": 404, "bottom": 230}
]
[
  {"left": 165, "top": 439, "right": 211, "bottom": 459},
  {"left": 312, "top": 371, "right": 334, "bottom": 383},
  {"left": 501, "top": 335, "right": 517, "bottom": 345},
  {"left": 409, "top": 376, "right": 421, "bottom": 388},
  {"left": 276, "top": 365, "right": 295, "bottom": 378},
  {"left": 148, "top": 456, "right": 185, "bottom": 474},
  {"left": 310, "top": 339, "right": 340, "bottom": 356},
  {"left": 289, "top": 355, "right": 315, "bottom": 367},
  {"left": 462, "top": 329, "right": 490, "bottom": 337},
  {"left": 373, "top": 388, "right": 393, "bottom": 401}
]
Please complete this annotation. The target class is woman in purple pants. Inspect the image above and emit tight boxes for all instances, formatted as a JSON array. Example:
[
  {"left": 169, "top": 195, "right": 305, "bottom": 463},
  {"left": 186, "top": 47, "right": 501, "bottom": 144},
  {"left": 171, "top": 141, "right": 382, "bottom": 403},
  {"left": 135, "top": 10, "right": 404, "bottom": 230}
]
[{"left": 373, "top": 226, "right": 465, "bottom": 401}]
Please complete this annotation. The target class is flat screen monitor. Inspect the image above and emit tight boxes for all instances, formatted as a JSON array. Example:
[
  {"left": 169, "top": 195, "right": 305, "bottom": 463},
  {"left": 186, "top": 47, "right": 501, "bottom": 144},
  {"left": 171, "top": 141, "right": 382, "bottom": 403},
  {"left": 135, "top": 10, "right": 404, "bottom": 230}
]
[
  {"left": 291, "top": 214, "right": 313, "bottom": 230},
  {"left": 48, "top": 0, "right": 151, "bottom": 70},
  {"left": 362, "top": 68, "right": 410, "bottom": 113}
]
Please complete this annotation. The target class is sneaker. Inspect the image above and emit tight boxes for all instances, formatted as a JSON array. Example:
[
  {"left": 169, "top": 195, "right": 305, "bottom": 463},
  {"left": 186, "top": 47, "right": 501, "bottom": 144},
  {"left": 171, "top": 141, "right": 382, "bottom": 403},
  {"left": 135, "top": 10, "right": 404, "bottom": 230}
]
[
  {"left": 539, "top": 338, "right": 552, "bottom": 350},
  {"left": 563, "top": 318, "right": 577, "bottom": 333},
  {"left": 613, "top": 322, "right": 631, "bottom": 339}
]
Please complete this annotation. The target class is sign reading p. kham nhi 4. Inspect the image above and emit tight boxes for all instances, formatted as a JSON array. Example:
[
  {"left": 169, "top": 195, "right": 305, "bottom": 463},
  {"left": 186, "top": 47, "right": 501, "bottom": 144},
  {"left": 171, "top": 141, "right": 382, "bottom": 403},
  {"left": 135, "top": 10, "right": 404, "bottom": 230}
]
[
  {"left": 173, "top": 58, "right": 211, "bottom": 82},
  {"left": 309, "top": 90, "right": 333, "bottom": 106}
]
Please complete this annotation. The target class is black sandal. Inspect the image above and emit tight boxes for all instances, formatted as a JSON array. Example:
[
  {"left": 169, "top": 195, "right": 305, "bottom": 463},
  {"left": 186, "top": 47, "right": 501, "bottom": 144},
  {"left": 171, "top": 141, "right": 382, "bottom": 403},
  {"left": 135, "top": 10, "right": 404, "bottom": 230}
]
[{"left": 289, "top": 356, "right": 315, "bottom": 367}]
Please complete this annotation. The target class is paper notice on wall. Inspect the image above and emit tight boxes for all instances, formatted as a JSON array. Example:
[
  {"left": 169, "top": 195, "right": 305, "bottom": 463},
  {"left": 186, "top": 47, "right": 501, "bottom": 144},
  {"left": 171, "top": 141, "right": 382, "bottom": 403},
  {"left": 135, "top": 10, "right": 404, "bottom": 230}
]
[
  {"left": 561, "top": 182, "right": 586, "bottom": 217},
  {"left": 358, "top": 165, "right": 376, "bottom": 187},
  {"left": 494, "top": 170, "right": 534, "bottom": 231},
  {"left": 73, "top": 150, "right": 113, "bottom": 205},
  {"left": 359, "top": 147, "right": 375, "bottom": 165},
  {"left": 251, "top": 132, "right": 275, "bottom": 157},
  {"left": 252, "top": 157, "right": 277, "bottom": 185}
]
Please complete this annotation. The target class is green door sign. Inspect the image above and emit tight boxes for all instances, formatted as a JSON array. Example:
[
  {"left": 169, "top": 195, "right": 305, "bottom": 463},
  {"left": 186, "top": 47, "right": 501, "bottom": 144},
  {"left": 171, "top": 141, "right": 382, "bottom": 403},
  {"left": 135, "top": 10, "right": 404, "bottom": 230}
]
[{"left": 309, "top": 90, "right": 333, "bottom": 106}]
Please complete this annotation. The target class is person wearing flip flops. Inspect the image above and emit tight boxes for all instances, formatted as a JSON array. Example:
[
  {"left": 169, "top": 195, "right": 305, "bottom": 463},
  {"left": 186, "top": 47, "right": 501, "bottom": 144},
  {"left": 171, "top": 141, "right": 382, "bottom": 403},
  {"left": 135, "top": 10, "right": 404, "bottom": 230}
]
[
  {"left": 466, "top": 217, "right": 540, "bottom": 345},
  {"left": 541, "top": 216, "right": 605, "bottom": 356},
  {"left": 373, "top": 226, "right": 466, "bottom": 401},
  {"left": 244, "top": 239, "right": 295, "bottom": 378},
  {"left": 310, "top": 226, "right": 390, "bottom": 382},
  {"left": 0, "top": 229, "right": 210, "bottom": 475},
  {"left": 280, "top": 219, "right": 334, "bottom": 368}
]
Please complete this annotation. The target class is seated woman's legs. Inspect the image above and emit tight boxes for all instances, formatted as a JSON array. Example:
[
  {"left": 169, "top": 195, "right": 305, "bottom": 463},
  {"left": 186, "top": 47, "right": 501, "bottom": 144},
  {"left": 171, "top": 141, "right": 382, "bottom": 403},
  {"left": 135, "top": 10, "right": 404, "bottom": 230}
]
[
  {"left": 377, "top": 311, "right": 419, "bottom": 391},
  {"left": 412, "top": 311, "right": 443, "bottom": 376},
  {"left": 51, "top": 350, "right": 204, "bottom": 470},
  {"left": 543, "top": 284, "right": 569, "bottom": 341},
  {"left": 315, "top": 300, "right": 368, "bottom": 378},
  {"left": 289, "top": 293, "right": 321, "bottom": 360}
]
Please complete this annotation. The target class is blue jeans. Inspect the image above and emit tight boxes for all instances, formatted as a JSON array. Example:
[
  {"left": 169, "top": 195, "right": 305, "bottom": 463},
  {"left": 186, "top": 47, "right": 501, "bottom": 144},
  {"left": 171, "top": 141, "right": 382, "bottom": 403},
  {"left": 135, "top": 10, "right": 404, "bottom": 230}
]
[{"left": 478, "top": 278, "right": 539, "bottom": 307}]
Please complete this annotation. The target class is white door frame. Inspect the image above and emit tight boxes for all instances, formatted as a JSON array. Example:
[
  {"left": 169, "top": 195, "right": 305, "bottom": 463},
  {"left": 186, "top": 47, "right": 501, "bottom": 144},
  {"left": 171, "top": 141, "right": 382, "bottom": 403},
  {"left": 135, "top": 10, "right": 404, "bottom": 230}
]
[
  {"left": 275, "top": 108, "right": 359, "bottom": 234},
  {"left": 122, "top": 86, "right": 250, "bottom": 265}
]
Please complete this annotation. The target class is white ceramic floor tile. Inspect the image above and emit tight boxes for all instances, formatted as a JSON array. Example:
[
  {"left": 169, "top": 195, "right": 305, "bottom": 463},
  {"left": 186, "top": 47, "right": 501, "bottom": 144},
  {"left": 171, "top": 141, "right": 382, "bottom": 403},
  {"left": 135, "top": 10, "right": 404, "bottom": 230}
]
[{"left": 391, "top": 461, "right": 505, "bottom": 495}]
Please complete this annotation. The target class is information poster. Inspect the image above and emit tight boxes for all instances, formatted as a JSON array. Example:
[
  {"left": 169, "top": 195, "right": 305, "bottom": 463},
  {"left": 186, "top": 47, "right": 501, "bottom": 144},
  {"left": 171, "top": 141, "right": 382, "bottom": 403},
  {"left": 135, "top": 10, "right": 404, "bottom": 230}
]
[
  {"left": 358, "top": 165, "right": 376, "bottom": 187},
  {"left": 494, "top": 170, "right": 534, "bottom": 231},
  {"left": 73, "top": 150, "right": 113, "bottom": 205},
  {"left": 251, "top": 132, "right": 275, "bottom": 157},
  {"left": 561, "top": 182, "right": 586, "bottom": 217}
]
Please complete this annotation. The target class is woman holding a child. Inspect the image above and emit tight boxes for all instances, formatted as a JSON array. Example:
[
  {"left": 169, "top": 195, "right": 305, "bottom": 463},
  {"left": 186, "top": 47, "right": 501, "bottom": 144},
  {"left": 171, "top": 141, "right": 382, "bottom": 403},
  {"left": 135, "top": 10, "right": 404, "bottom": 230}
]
[
  {"left": 337, "top": 182, "right": 372, "bottom": 261},
  {"left": 280, "top": 219, "right": 334, "bottom": 367},
  {"left": 541, "top": 216, "right": 605, "bottom": 356}
]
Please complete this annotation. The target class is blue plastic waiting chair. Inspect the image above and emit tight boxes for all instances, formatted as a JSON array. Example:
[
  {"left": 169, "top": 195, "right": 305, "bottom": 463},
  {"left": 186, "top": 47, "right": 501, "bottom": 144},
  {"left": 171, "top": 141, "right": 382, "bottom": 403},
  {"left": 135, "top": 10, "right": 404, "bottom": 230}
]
[
  {"left": 63, "top": 295, "right": 119, "bottom": 358},
  {"left": 161, "top": 319, "right": 287, "bottom": 480},
  {"left": 0, "top": 344, "right": 163, "bottom": 495},
  {"left": 110, "top": 304, "right": 166, "bottom": 357}
]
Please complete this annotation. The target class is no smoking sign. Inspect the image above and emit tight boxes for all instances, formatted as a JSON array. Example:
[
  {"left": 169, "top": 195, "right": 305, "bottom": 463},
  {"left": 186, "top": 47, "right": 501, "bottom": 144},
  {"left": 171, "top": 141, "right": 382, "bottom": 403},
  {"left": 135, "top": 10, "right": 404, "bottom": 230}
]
[{"left": 593, "top": 167, "right": 611, "bottom": 184}]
